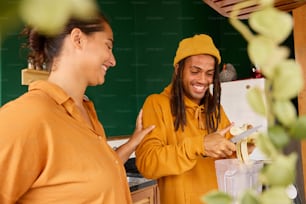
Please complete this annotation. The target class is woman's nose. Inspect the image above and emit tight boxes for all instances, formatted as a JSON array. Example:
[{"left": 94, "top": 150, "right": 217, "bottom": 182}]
[{"left": 109, "top": 52, "right": 116, "bottom": 67}]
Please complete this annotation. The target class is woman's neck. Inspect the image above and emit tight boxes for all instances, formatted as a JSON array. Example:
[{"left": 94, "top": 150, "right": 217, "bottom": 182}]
[{"left": 48, "top": 71, "right": 87, "bottom": 106}]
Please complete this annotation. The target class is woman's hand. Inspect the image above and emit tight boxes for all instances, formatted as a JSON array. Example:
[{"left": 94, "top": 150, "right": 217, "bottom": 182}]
[
  {"left": 129, "top": 109, "right": 155, "bottom": 148},
  {"left": 115, "top": 109, "right": 155, "bottom": 163},
  {"left": 203, "top": 123, "right": 236, "bottom": 158}
]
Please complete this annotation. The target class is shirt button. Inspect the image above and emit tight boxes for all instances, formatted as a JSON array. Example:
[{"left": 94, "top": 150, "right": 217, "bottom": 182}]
[
  {"left": 97, "top": 135, "right": 102, "bottom": 140},
  {"left": 115, "top": 160, "right": 119, "bottom": 164}
]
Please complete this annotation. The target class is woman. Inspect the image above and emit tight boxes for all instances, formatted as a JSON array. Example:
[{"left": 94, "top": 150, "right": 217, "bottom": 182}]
[{"left": 0, "top": 10, "right": 154, "bottom": 204}]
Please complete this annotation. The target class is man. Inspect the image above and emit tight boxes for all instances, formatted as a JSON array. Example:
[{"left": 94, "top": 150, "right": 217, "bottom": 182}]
[{"left": 135, "top": 34, "right": 236, "bottom": 204}]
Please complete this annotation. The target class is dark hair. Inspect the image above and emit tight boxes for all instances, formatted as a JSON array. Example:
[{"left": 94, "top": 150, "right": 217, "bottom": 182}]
[
  {"left": 21, "top": 12, "right": 110, "bottom": 70},
  {"left": 170, "top": 57, "right": 221, "bottom": 133}
]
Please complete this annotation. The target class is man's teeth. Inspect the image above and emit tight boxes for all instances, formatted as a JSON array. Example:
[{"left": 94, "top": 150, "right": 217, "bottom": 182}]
[{"left": 193, "top": 85, "right": 204, "bottom": 91}]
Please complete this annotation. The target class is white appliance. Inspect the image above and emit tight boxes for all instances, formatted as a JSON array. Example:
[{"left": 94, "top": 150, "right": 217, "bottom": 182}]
[
  {"left": 220, "top": 78, "right": 267, "bottom": 131},
  {"left": 219, "top": 78, "right": 267, "bottom": 160},
  {"left": 220, "top": 78, "right": 299, "bottom": 200}
]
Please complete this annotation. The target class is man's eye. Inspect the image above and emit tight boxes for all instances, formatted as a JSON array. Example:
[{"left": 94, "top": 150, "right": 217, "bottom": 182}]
[{"left": 190, "top": 69, "right": 199, "bottom": 74}]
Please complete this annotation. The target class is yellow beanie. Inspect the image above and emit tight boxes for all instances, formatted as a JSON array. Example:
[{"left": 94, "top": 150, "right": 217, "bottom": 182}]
[{"left": 173, "top": 34, "right": 221, "bottom": 67}]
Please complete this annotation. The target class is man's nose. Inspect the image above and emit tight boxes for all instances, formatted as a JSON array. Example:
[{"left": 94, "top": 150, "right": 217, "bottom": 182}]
[{"left": 198, "top": 72, "right": 207, "bottom": 82}]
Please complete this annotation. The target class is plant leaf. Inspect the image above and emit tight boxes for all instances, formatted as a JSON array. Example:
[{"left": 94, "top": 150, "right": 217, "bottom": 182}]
[
  {"left": 0, "top": 1, "right": 22, "bottom": 38},
  {"left": 248, "top": 36, "right": 276, "bottom": 68},
  {"left": 246, "top": 87, "right": 266, "bottom": 116},
  {"left": 273, "top": 100, "right": 297, "bottom": 127},
  {"left": 70, "top": 0, "right": 98, "bottom": 19},
  {"left": 239, "top": 190, "right": 260, "bottom": 204},
  {"left": 260, "top": 153, "right": 297, "bottom": 186},
  {"left": 19, "top": 0, "right": 71, "bottom": 35},
  {"left": 260, "top": 46, "right": 289, "bottom": 79},
  {"left": 201, "top": 191, "right": 233, "bottom": 204},
  {"left": 260, "top": 186, "right": 292, "bottom": 204},
  {"left": 289, "top": 115, "right": 306, "bottom": 139},
  {"left": 268, "top": 125, "right": 290, "bottom": 149},
  {"left": 273, "top": 60, "right": 304, "bottom": 100},
  {"left": 19, "top": 0, "right": 97, "bottom": 35},
  {"left": 249, "top": 7, "right": 293, "bottom": 44},
  {"left": 256, "top": 133, "right": 277, "bottom": 159}
]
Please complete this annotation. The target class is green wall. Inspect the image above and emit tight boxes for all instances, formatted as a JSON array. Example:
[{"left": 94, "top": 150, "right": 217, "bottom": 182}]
[
  {"left": 0, "top": 30, "right": 28, "bottom": 104},
  {"left": 0, "top": 34, "right": 1, "bottom": 104},
  {"left": 0, "top": 0, "right": 293, "bottom": 137}
]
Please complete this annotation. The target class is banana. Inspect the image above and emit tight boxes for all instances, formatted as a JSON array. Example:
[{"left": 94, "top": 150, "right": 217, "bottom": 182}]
[
  {"left": 236, "top": 140, "right": 243, "bottom": 162},
  {"left": 230, "top": 124, "right": 257, "bottom": 164},
  {"left": 240, "top": 139, "right": 249, "bottom": 163}
]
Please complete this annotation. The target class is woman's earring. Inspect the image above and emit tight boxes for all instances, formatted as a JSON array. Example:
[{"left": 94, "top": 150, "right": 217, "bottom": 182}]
[{"left": 51, "top": 60, "right": 58, "bottom": 71}]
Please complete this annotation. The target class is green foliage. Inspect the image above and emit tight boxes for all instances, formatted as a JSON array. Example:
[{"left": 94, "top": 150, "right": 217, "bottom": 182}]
[
  {"left": 249, "top": 7, "right": 293, "bottom": 44},
  {"left": 201, "top": 191, "right": 233, "bottom": 204},
  {"left": 256, "top": 132, "right": 278, "bottom": 158},
  {"left": 268, "top": 125, "right": 290, "bottom": 149},
  {"left": 272, "top": 60, "right": 304, "bottom": 100},
  {"left": 260, "top": 153, "right": 297, "bottom": 186},
  {"left": 260, "top": 187, "right": 292, "bottom": 204},
  {"left": 246, "top": 86, "right": 267, "bottom": 116},
  {"left": 1, "top": 0, "right": 304, "bottom": 203},
  {"left": 289, "top": 116, "right": 306, "bottom": 139},
  {"left": 203, "top": 0, "right": 305, "bottom": 203},
  {"left": 0, "top": 1, "right": 22, "bottom": 37},
  {"left": 273, "top": 100, "right": 297, "bottom": 127},
  {"left": 248, "top": 36, "right": 276, "bottom": 68},
  {"left": 239, "top": 190, "right": 260, "bottom": 204},
  {"left": 0, "top": 0, "right": 98, "bottom": 36}
]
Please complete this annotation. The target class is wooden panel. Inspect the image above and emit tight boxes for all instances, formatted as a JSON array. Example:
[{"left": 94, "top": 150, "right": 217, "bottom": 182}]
[
  {"left": 154, "top": 185, "right": 160, "bottom": 204},
  {"left": 293, "top": 4, "right": 306, "bottom": 202},
  {"left": 131, "top": 185, "right": 155, "bottom": 204},
  {"left": 21, "top": 68, "right": 49, "bottom": 85},
  {"left": 134, "top": 198, "right": 151, "bottom": 204},
  {"left": 203, "top": 0, "right": 306, "bottom": 19}
]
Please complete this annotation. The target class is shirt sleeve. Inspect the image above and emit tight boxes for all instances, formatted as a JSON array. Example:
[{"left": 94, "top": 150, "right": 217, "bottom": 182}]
[
  {"left": 219, "top": 105, "right": 232, "bottom": 140},
  {"left": 135, "top": 94, "right": 205, "bottom": 179},
  {"left": 0, "top": 104, "right": 45, "bottom": 203}
]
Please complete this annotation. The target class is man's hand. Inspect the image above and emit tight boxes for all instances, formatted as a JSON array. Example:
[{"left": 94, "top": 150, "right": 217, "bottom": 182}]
[{"left": 203, "top": 123, "right": 236, "bottom": 158}]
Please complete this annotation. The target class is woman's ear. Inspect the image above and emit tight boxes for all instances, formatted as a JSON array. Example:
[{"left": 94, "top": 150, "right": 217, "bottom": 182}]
[{"left": 70, "top": 28, "right": 84, "bottom": 49}]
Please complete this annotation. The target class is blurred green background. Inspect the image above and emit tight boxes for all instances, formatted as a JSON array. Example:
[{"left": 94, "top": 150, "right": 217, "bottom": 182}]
[{"left": 0, "top": 0, "right": 294, "bottom": 137}]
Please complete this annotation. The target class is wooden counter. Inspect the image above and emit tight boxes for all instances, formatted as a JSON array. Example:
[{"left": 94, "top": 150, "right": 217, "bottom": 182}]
[{"left": 127, "top": 172, "right": 159, "bottom": 204}]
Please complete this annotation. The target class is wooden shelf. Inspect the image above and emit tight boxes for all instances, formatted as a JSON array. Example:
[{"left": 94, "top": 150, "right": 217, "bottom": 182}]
[
  {"left": 21, "top": 68, "right": 49, "bottom": 85},
  {"left": 203, "top": 0, "right": 306, "bottom": 19}
]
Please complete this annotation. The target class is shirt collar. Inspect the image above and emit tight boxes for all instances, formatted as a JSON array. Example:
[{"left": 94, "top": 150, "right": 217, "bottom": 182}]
[{"left": 28, "top": 80, "right": 70, "bottom": 104}]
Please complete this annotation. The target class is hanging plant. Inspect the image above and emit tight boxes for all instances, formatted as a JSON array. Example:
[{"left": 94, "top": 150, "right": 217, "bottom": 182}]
[
  {"left": 202, "top": 0, "right": 306, "bottom": 204},
  {"left": 0, "top": 0, "right": 98, "bottom": 37}
]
